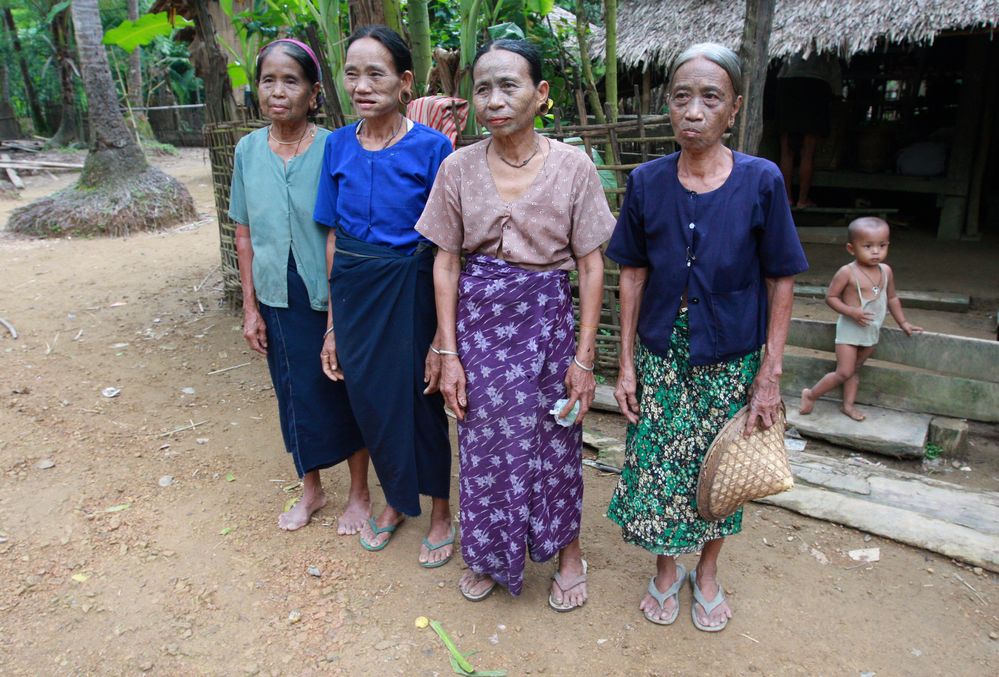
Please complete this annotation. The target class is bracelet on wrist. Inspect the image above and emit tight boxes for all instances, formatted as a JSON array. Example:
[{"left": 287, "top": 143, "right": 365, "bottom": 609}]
[
  {"left": 432, "top": 345, "right": 459, "bottom": 357},
  {"left": 573, "top": 356, "right": 595, "bottom": 372},
  {"left": 323, "top": 326, "right": 335, "bottom": 338}
]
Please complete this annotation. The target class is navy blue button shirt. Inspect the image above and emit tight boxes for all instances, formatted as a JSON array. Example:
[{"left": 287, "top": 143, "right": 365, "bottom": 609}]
[
  {"left": 606, "top": 151, "right": 808, "bottom": 365},
  {"left": 313, "top": 121, "right": 452, "bottom": 254}
]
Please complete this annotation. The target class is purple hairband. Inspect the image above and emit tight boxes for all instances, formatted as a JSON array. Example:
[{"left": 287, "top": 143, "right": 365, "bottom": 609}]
[{"left": 260, "top": 38, "right": 322, "bottom": 81}]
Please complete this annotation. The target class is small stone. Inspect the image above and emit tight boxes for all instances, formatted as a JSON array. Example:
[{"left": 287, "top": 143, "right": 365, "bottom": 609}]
[
  {"left": 139, "top": 661, "right": 154, "bottom": 672},
  {"left": 306, "top": 566, "right": 322, "bottom": 578},
  {"left": 101, "top": 387, "right": 121, "bottom": 398},
  {"left": 926, "top": 567, "right": 934, "bottom": 574},
  {"left": 243, "top": 663, "right": 259, "bottom": 675},
  {"left": 287, "top": 609, "right": 302, "bottom": 624},
  {"left": 863, "top": 534, "right": 872, "bottom": 542},
  {"left": 437, "top": 581, "right": 445, "bottom": 588},
  {"left": 596, "top": 638, "right": 608, "bottom": 645},
  {"left": 989, "top": 631, "right": 998, "bottom": 640},
  {"left": 158, "top": 475, "right": 174, "bottom": 488},
  {"left": 196, "top": 438, "right": 209, "bottom": 445},
  {"left": 181, "top": 387, "right": 196, "bottom": 395},
  {"left": 973, "top": 567, "right": 983, "bottom": 576},
  {"left": 35, "top": 459, "right": 55, "bottom": 470},
  {"left": 374, "top": 640, "right": 394, "bottom": 651},
  {"left": 108, "top": 516, "right": 121, "bottom": 531}
]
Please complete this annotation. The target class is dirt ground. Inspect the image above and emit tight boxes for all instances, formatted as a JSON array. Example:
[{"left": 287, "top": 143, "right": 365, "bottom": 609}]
[{"left": 1, "top": 150, "right": 997, "bottom": 676}]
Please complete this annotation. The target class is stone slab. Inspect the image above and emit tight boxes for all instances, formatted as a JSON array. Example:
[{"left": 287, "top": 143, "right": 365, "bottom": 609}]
[
  {"left": 787, "top": 319, "right": 996, "bottom": 381},
  {"left": 795, "top": 227, "right": 846, "bottom": 244},
  {"left": 794, "top": 286, "right": 971, "bottom": 312},
  {"left": 928, "top": 417, "right": 969, "bottom": 455},
  {"left": 785, "top": 396, "right": 930, "bottom": 458},
  {"left": 782, "top": 353, "right": 999, "bottom": 423}
]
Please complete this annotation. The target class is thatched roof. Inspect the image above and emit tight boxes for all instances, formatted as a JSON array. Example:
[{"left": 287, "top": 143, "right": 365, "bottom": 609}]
[{"left": 599, "top": 0, "right": 999, "bottom": 69}]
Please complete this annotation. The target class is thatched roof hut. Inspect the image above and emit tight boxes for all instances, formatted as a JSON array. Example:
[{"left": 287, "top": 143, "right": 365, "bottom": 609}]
[{"left": 599, "top": 0, "right": 999, "bottom": 69}]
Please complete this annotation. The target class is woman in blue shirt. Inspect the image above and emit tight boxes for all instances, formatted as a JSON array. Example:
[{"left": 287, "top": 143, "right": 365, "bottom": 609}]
[
  {"left": 606, "top": 43, "right": 808, "bottom": 631},
  {"left": 229, "top": 39, "right": 370, "bottom": 534},
  {"left": 314, "top": 26, "right": 455, "bottom": 567}
]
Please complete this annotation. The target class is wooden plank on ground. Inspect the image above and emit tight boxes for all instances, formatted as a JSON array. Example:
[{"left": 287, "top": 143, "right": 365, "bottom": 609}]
[{"left": 0, "top": 153, "right": 23, "bottom": 189}]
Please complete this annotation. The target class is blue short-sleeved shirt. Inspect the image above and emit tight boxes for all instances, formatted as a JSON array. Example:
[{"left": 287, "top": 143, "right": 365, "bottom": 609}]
[
  {"left": 606, "top": 151, "right": 809, "bottom": 365},
  {"left": 228, "top": 126, "right": 332, "bottom": 311},
  {"left": 313, "top": 121, "right": 452, "bottom": 252}
]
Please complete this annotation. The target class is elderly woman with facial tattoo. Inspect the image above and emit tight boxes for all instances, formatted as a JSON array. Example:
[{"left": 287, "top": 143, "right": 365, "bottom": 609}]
[
  {"left": 229, "top": 39, "right": 371, "bottom": 534},
  {"left": 314, "top": 25, "right": 456, "bottom": 568},
  {"left": 416, "top": 39, "right": 616, "bottom": 610},
  {"left": 606, "top": 43, "right": 808, "bottom": 632}
]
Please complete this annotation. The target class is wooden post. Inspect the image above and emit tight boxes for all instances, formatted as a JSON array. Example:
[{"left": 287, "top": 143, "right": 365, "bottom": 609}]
[
  {"left": 641, "top": 65, "right": 652, "bottom": 115},
  {"left": 939, "top": 35, "right": 988, "bottom": 240},
  {"left": 735, "top": 0, "right": 775, "bottom": 154}
]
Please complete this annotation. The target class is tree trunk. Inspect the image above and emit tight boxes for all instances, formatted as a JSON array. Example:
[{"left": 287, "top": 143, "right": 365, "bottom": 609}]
[
  {"left": 8, "top": 0, "right": 196, "bottom": 237},
  {"left": 381, "top": 0, "right": 404, "bottom": 36},
  {"left": 735, "top": 0, "right": 775, "bottom": 154},
  {"left": 48, "top": 9, "right": 80, "bottom": 147},
  {"left": 407, "top": 0, "right": 431, "bottom": 95},
  {"left": 576, "top": 0, "right": 605, "bottom": 124},
  {"left": 71, "top": 0, "right": 147, "bottom": 184},
  {"left": 190, "top": 0, "right": 237, "bottom": 125},
  {"left": 349, "top": 0, "right": 385, "bottom": 27},
  {"left": 603, "top": 0, "right": 618, "bottom": 122},
  {"left": 0, "top": 64, "right": 22, "bottom": 139},
  {"left": 2, "top": 8, "right": 46, "bottom": 135},
  {"left": 126, "top": 0, "right": 143, "bottom": 109}
]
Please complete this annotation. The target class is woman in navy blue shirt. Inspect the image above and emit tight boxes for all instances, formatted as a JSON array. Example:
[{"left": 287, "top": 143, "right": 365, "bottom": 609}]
[
  {"left": 605, "top": 43, "right": 808, "bottom": 631},
  {"left": 313, "top": 26, "right": 454, "bottom": 568}
]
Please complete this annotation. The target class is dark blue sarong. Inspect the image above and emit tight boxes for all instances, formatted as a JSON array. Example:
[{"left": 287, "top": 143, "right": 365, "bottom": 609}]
[
  {"left": 258, "top": 255, "right": 365, "bottom": 477},
  {"left": 330, "top": 230, "right": 451, "bottom": 516}
]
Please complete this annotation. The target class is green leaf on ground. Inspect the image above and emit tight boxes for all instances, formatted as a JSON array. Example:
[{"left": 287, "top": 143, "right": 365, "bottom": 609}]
[
  {"left": 105, "top": 503, "right": 131, "bottom": 513},
  {"left": 225, "top": 472, "right": 235, "bottom": 482},
  {"left": 220, "top": 527, "right": 235, "bottom": 536}
]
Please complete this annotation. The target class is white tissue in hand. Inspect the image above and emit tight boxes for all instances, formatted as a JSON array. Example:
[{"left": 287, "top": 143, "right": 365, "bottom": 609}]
[{"left": 549, "top": 398, "right": 580, "bottom": 427}]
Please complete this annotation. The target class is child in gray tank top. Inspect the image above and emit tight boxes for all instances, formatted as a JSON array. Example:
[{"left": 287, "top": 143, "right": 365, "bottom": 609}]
[{"left": 799, "top": 217, "right": 922, "bottom": 421}]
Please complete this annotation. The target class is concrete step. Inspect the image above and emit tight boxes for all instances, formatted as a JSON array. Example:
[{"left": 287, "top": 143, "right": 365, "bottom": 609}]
[
  {"left": 785, "top": 396, "right": 931, "bottom": 458},
  {"left": 794, "top": 284, "right": 971, "bottom": 311}
]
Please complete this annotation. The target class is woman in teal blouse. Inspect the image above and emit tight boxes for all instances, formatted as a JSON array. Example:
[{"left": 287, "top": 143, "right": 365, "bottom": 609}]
[{"left": 229, "top": 39, "right": 371, "bottom": 534}]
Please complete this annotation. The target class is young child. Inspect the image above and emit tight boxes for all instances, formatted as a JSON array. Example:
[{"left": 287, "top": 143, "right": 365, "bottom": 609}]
[{"left": 799, "top": 217, "right": 922, "bottom": 421}]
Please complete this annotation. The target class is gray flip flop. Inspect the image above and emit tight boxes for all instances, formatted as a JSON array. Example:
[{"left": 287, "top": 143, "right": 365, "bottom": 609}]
[
  {"left": 689, "top": 568, "right": 729, "bottom": 632},
  {"left": 643, "top": 563, "right": 686, "bottom": 626},
  {"left": 549, "top": 559, "right": 588, "bottom": 612}
]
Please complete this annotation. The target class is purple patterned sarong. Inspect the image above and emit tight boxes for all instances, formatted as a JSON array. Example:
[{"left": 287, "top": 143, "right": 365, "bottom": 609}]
[{"left": 456, "top": 254, "right": 583, "bottom": 596}]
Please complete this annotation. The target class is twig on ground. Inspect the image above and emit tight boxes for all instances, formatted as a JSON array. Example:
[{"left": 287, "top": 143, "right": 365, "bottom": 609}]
[
  {"left": 954, "top": 573, "right": 988, "bottom": 605},
  {"left": 157, "top": 419, "right": 208, "bottom": 437},
  {"left": 194, "top": 265, "right": 220, "bottom": 293},
  {"left": 0, "top": 317, "right": 18, "bottom": 339},
  {"left": 207, "top": 362, "right": 251, "bottom": 376},
  {"left": 739, "top": 633, "right": 760, "bottom": 644}
]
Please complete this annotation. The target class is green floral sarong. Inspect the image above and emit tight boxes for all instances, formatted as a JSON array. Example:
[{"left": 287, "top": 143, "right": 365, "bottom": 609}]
[{"left": 607, "top": 311, "right": 760, "bottom": 555}]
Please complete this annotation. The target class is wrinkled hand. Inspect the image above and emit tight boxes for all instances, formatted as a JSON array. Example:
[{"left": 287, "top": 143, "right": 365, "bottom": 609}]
[
  {"left": 901, "top": 322, "right": 923, "bottom": 336},
  {"left": 440, "top": 356, "right": 467, "bottom": 421},
  {"left": 424, "top": 348, "right": 442, "bottom": 394},
  {"left": 614, "top": 365, "right": 640, "bottom": 425},
  {"left": 243, "top": 309, "right": 268, "bottom": 356},
  {"left": 851, "top": 308, "right": 875, "bottom": 327},
  {"left": 562, "top": 361, "right": 596, "bottom": 425},
  {"left": 744, "top": 374, "right": 782, "bottom": 437},
  {"left": 320, "top": 332, "right": 344, "bottom": 381}
]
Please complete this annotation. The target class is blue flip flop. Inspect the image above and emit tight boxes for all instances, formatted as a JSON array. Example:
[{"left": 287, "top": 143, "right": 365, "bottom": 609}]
[
  {"left": 419, "top": 526, "right": 456, "bottom": 569},
  {"left": 359, "top": 516, "right": 402, "bottom": 552}
]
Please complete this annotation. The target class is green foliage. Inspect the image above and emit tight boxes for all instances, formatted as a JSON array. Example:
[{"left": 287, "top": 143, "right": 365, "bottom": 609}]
[
  {"left": 924, "top": 443, "right": 943, "bottom": 460},
  {"left": 102, "top": 12, "right": 193, "bottom": 54}
]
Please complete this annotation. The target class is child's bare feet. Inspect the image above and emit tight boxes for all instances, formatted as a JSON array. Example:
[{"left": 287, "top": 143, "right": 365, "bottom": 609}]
[
  {"left": 840, "top": 406, "right": 866, "bottom": 422},
  {"left": 799, "top": 388, "right": 816, "bottom": 415}
]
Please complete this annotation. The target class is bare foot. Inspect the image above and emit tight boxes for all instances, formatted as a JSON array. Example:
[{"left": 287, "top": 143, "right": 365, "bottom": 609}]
[
  {"left": 550, "top": 556, "right": 588, "bottom": 610},
  {"left": 277, "top": 491, "right": 327, "bottom": 531},
  {"left": 841, "top": 406, "right": 866, "bottom": 421},
  {"left": 419, "top": 516, "right": 455, "bottom": 567},
  {"left": 359, "top": 507, "right": 404, "bottom": 549},
  {"left": 799, "top": 388, "right": 816, "bottom": 415},
  {"left": 459, "top": 571, "right": 496, "bottom": 600},
  {"left": 639, "top": 567, "right": 683, "bottom": 622},
  {"left": 337, "top": 491, "right": 371, "bottom": 536},
  {"left": 692, "top": 568, "right": 732, "bottom": 630}
]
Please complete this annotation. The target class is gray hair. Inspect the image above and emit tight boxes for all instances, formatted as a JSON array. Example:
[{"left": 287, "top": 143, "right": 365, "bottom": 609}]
[{"left": 669, "top": 43, "right": 743, "bottom": 96}]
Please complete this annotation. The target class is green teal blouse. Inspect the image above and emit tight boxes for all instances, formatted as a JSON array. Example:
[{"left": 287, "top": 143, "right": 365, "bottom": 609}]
[{"left": 228, "top": 126, "right": 332, "bottom": 311}]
